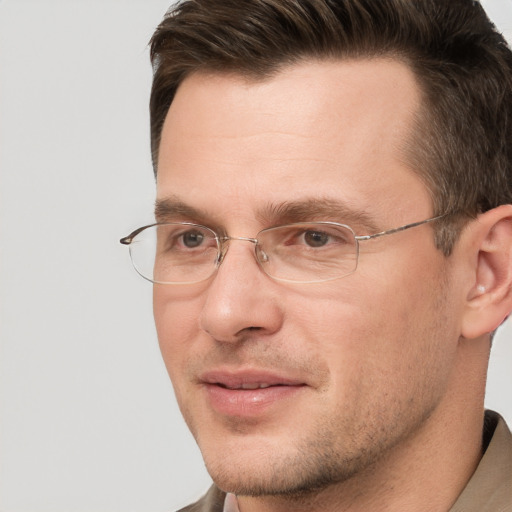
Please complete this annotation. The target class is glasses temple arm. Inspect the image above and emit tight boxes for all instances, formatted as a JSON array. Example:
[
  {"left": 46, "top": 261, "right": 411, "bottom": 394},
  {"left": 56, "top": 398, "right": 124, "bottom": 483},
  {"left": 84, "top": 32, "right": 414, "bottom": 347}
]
[{"left": 355, "top": 213, "right": 448, "bottom": 241}]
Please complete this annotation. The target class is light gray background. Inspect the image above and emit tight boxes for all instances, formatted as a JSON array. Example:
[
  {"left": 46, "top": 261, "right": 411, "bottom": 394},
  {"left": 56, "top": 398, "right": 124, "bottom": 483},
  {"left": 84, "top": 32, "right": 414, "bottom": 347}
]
[{"left": 1, "top": 1, "right": 511, "bottom": 511}]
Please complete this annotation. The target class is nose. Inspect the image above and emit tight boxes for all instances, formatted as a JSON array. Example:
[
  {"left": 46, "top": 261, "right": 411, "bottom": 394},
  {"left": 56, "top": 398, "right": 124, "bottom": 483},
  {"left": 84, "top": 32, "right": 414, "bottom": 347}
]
[{"left": 199, "top": 239, "right": 284, "bottom": 343}]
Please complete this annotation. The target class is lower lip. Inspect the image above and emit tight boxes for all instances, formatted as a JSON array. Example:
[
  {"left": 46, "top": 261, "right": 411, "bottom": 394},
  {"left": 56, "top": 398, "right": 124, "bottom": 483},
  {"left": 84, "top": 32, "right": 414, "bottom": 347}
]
[{"left": 203, "top": 383, "right": 305, "bottom": 417}]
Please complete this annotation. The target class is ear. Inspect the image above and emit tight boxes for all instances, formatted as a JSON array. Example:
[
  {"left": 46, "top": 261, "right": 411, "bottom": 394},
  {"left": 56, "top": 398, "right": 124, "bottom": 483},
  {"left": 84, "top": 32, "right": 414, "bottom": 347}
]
[{"left": 461, "top": 205, "right": 512, "bottom": 339}]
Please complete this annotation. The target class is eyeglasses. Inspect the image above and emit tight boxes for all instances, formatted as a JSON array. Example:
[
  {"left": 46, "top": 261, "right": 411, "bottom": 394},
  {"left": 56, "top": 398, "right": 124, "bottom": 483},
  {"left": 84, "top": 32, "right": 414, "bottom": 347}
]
[{"left": 120, "top": 214, "right": 447, "bottom": 284}]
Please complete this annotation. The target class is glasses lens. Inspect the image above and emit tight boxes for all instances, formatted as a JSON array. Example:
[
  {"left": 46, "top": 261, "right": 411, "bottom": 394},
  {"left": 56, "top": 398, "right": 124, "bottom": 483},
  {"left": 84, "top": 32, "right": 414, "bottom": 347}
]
[
  {"left": 129, "top": 224, "right": 219, "bottom": 284},
  {"left": 256, "top": 222, "right": 358, "bottom": 282}
]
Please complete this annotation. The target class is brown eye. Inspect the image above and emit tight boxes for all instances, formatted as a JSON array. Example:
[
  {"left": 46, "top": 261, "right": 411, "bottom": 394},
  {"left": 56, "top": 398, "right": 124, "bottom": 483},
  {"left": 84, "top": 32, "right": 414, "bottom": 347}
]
[{"left": 304, "top": 230, "right": 330, "bottom": 247}]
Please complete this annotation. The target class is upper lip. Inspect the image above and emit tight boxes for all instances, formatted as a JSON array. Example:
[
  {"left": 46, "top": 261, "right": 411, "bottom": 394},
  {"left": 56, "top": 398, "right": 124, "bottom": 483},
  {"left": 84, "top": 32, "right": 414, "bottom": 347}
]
[{"left": 199, "top": 369, "right": 306, "bottom": 390}]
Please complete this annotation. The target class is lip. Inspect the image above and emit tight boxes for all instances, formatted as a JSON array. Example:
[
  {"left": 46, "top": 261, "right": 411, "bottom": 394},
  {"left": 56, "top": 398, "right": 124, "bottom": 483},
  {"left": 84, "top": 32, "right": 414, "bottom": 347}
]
[{"left": 199, "top": 369, "right": 307, "bottom": 417}]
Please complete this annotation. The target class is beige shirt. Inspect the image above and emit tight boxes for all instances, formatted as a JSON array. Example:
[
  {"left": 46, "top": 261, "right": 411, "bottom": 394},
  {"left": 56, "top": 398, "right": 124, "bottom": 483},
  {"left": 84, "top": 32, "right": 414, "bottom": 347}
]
[
  {"left": 178, "top": 411, "right": 511, "bottom": 512},
  {"left": 449, "top": 411, "right": 511, "bottom": 512}
]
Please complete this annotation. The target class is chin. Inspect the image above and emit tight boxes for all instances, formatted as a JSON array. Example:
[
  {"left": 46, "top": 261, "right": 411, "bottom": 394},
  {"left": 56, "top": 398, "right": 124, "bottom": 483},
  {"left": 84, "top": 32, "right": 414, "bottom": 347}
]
[{"left": 199, "top": 436, "right": 364, "bottom": 498}]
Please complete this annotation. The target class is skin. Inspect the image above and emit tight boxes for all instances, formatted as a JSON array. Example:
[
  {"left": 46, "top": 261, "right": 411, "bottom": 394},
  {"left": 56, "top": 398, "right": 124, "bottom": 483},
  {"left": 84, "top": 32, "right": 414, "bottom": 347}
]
[{"left": 153, "top": 59, "right": 499, "bottom": 511}]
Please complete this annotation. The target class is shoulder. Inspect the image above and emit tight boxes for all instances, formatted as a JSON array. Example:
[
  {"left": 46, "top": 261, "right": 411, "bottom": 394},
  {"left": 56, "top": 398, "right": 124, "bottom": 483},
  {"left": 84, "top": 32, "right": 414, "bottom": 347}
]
[
  {"left": 450, "top": 410, "right": 512, "bottom": 512},
  {"left": 177, "top": 485, "right": 226, "bottom": 512}
]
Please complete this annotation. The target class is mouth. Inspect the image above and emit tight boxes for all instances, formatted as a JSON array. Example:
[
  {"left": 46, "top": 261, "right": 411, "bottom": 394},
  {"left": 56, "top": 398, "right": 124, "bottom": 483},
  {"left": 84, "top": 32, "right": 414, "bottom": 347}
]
[
  {"left": 199, "top": 370, "right": 306, "bottom": 417},
  {"left": 201, "top": 370, "right": 305, "bottom": 390},
  {"left": 218, "top": 382, "right": 278, "bottom": 390}
]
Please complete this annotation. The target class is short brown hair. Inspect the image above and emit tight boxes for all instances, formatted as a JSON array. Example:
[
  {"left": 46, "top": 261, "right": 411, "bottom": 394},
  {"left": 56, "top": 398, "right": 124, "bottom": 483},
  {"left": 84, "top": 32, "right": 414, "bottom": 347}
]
[{"left": 149, "top": 0, "right": 512, "bottom": 254}]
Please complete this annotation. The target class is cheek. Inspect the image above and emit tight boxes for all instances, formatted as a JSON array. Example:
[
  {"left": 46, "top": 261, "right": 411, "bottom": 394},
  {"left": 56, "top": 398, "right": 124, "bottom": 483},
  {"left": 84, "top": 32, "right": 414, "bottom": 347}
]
[
  {"left": 314, "top": 257, "right": 453, "bottom": 387},
  {"left": 153, "top": 289, "right": 209, "bottom": 431},
  {"left": 153, "top": 287, "right": 203, "bottom": 379}
]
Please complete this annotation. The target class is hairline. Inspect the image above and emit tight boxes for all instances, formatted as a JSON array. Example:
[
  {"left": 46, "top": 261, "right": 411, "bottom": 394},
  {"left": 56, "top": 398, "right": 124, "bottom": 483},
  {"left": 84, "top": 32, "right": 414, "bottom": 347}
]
[{"left": 153, "top": 52, "right": 414, "bottom": 171}]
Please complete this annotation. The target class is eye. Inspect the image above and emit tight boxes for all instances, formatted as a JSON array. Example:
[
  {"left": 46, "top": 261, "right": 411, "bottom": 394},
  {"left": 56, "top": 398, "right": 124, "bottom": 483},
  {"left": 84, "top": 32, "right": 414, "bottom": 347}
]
[
  {"left": 260, "top": 223, "right": 353, "bottom": 253},
  {"left": 303, "top": 230, "right": 330, "bottom": 247},
  {"left": 181, "top": 230, "right": 205, "bottom": 248},
  {"left": 158, "top": 225, "right": 216, "bottom": 253}
]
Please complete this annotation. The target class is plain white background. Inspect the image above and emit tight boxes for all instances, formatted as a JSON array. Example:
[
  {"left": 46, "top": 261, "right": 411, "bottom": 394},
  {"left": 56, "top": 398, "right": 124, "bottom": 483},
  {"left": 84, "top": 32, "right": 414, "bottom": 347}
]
[{"left": 1, "top": 1, "right": 511, "bottom": 511}]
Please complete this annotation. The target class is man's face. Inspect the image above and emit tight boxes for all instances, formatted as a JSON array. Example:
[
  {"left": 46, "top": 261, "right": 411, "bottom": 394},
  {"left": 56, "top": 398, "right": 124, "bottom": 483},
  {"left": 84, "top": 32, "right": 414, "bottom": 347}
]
[{"left": 154, "top": 60, "right": 463, "bottom": 496}]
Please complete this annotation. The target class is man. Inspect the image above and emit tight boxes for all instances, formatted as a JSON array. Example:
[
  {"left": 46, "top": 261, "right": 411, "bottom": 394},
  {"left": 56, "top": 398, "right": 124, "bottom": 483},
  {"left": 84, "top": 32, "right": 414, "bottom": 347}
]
[{"left": 121, "top": 0, "right": 512, "bottom": 510}]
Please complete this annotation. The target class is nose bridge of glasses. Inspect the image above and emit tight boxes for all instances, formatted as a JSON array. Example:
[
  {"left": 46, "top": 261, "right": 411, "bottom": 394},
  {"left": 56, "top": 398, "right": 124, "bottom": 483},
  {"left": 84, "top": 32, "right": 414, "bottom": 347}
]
[
  {"left": 219, "top": 235, "right": 259, "bottom": 244},
  {"left": 216, "top": 235, "right": 260, "bottom": 265}
]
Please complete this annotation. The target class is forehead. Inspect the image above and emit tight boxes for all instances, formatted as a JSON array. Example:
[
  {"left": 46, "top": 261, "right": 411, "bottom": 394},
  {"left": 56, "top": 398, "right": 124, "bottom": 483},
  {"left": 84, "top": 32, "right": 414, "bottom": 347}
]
[{"left": 156, "top": 58, "right": 430, "bottom": 228}]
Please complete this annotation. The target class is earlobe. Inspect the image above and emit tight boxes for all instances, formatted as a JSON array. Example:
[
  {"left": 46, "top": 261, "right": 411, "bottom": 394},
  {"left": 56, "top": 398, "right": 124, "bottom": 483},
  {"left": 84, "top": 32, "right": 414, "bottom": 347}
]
[{"left": 461, "top": 205, "right": 512, "bottom": 339}]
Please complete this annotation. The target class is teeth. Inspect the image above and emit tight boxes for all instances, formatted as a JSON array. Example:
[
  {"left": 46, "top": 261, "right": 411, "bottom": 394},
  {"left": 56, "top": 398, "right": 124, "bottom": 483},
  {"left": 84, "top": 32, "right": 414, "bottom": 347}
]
[
  {"left": 240, "top": 383, "right": 271, "bottom": 390},
  {"left": 217, "top": 382, "right": 276, "bottom": 390}
]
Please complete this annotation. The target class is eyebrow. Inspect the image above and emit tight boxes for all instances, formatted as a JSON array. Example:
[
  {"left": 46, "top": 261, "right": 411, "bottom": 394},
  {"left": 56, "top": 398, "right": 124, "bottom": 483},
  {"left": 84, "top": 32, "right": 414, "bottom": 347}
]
[
  {"left": 155, "top": 196, "right": 208, "bottom": 223},
  {"left": 155, "top": 195, "right": 380, "bottom": 233},
  {"left": 257, "top": 198, "right": 380, "bottom": 232}
]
